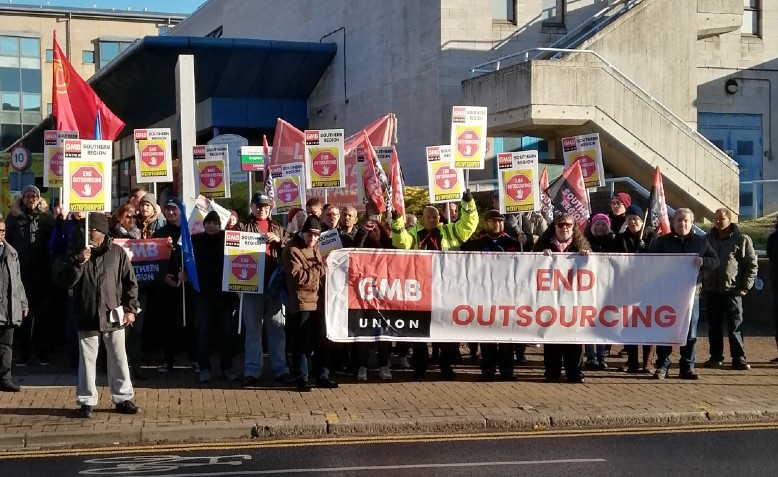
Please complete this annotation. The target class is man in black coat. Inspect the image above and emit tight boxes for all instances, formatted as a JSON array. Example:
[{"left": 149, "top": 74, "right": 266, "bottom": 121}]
[
  {"left": 650, "top": 208, "right": 719, "bottom": 380},
  {"left": 58, "top": 213, "right": 140, "bottom": 418},
  {"left": 462, "top": 210, "right": 525, "bottom": 381}
]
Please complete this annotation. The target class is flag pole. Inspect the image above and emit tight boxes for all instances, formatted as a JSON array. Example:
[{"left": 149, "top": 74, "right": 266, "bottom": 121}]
[
  {"left": 247, "top": 172, "right": 253, "bottom": 214},
  {"left": 152, "top": 182, "right": 157, "bottom": 198},
  {"left": 84, "top": 213, "right": 89, "bottom": 248},
  {"left": 237, "top": 293, "right": 244, "bottom": 334},
  {"left": 181, "top": 247, "right": 187, "bottom": 327}
]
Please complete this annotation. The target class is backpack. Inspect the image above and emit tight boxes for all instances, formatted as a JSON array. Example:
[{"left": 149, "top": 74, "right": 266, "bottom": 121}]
[{"left": 267, "top": 264, "right": 289, "bottom": 308}]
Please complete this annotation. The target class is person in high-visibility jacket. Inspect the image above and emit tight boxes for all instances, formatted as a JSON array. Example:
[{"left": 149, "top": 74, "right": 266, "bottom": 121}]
[{"left": 390, "top": 189, "right": 478, "bottom": 380}]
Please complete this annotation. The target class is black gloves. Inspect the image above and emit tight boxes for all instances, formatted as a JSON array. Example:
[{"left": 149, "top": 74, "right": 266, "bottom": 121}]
[
  {"left": 392, "top": 210, "right": 401, "bottom": 221},
  {"left": 462, "top": 189, "right": 473, "bottom": 202}
]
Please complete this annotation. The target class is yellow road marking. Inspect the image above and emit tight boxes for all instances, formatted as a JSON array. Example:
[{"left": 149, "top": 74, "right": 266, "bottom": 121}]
[{"left": 3, "top": 421, "right": 778, "bottom": 460}]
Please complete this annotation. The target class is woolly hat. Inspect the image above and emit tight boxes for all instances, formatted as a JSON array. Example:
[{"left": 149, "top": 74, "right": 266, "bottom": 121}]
[
  {"left": 301, "top": 215, "right": 321, "bottom": 234},
  {"left": 204, "top": 210, "right": 221, "bottom": 224},
  {"left": 229, "top": 209, "right": 239, "bottom": 221},
  {"left": 591, "top": 213, "right": 611, "bottom": 227},
  {"left": 612, "top": 192, "right": 632, "bottom": 208},
  {"left": 21, "top": 185, "right": 40, "bottom": 197},
  {"left": 88, "top": 212, "right": 110, "bottom": 235},
  {"left": 139, "top": 193, "right": 157, "bottom": 206},
  {"left": 625, "top": 205, "right": 644, "bottom": 218}
]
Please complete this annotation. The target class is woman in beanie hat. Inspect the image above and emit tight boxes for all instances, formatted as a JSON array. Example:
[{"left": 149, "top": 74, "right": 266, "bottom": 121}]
[
  {"left": 608, "top": 192, "right": 632, "bottom": 234},
  {"left": 583, "top": 213, "right": 615, "bottom": 370},
  {"left": 226, "top": 210, "right": 239, "bottom": 230}
]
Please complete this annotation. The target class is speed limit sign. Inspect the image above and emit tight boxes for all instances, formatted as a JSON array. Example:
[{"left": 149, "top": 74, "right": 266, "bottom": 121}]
[{"left": 10, "top": 145, "right": 31, "bottom": 172}]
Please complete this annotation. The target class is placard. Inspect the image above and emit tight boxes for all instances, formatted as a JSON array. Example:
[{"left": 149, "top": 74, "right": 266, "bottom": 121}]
[
  {"left": 319, "top": 228, "right": 343, "bottom": 258},
  {"left": 62, "top": 139, "right": 112, "bottom": 212},
  {"left": 222, "top": 230, "right": 266, "bottom": 294},
  {"left": 304, "top": 129, "right": 345, "bottom": 189},
  {"left": 497, "top": 151, "right": 540, "bottom": 214},
  {"left": 43, "top": 130, "right": 78, "bottom": 188},
  {"left": 274, "top": 175, "right": 304, "bottom": 214},
  {"left": 450, "top": 106, "right": 487, "bottom": 169},
  {"left": 426, "top": 145, "right": 464, "bottom": 204},
  {"left": 562, "top": 133, "right": 605, "bottom": 188},
  {"left": 134, "top": 128, "right": 172, "bottom": 183}
]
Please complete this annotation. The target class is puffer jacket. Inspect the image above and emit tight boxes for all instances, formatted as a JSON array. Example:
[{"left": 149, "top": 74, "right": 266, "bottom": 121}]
[
  {"left": 702, "top": 224, "right": 757, "bottom": 294},
  {"left": 56, "top": 238, "right": 140, "bottom": 332},
  {"left": 282, "top": 234, "right": 324, "bottom": 315},
  {"left": 5, "top": 204, "right": 54, "bottom": 284},
  {"left": 0, "top": 242, "right": 28, "bottom": 327}
]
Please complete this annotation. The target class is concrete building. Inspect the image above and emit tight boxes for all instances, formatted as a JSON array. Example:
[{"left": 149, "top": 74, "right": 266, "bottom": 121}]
[
  {"left": 0, "top": 4, "right": 184, "bottom": 150},
  {"left": 168, "top": 0, "right": 778, "bottom": 219}
]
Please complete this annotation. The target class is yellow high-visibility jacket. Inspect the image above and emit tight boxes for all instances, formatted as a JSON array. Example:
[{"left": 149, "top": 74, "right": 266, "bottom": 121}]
[{"left": 391, "top": 198, "right": 478, "bottom": 250}]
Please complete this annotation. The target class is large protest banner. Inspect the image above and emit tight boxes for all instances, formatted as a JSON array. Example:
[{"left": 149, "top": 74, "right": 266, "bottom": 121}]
[
  {"left": 44, "top": 130, "right": 77, "bottom": 188},
  {"left": 222, "top": 230, "right": 266, "bottom": 293},
  {"left": 426, "top": 145, "right": 464, "bottom": 204},
  {"left": 562, "top": 133, "right": 605, "bottom": 189},
  {"left": 62, "top": 139, "right": 112, "bottom": 212},
  {"left": 450, "top": 106, "right": 487, "bottom": 169},
  {"left": 497, "top": 151, "right": 539, "bottom": 214},
  {"left": 325, "top": 249, "right": 698, "bottom": 344},
  {"left": 134, "top": 128, "right": 173, "bottom": 183},
  {"left": 113, "top": 238, "right": 171, "bottom": 286}
]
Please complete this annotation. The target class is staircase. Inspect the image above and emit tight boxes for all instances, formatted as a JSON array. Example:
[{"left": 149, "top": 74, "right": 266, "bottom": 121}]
[{"left": 463, "top": 0, "right": 744, "bottom": 220}]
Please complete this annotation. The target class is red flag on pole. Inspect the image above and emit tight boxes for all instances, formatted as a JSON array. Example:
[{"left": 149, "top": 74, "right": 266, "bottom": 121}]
[
  {"left": 262, "top": 135, "right": 276, "bottom": 209},
  {"left": 362, "top": 133, "right": 387, "bottom": 213},
  {"left": 390, "top": 147, "right": 405, "bottom": 216},
  {"left": 269, "top": 118, "right": 305, "bottom": 170},
  {"left": 648, "top": 165, "right": 671, "bottom": 235},
  {"left": 545, "top": 161, "right": 590, "bottom": 230},
  {"left": 52, "top": 32, "right": 124, "bottom": 140}
]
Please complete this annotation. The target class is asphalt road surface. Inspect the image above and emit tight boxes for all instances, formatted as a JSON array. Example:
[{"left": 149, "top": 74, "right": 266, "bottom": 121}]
[{"left": 3, "top": 424, "right": 777, "bottom": 476}]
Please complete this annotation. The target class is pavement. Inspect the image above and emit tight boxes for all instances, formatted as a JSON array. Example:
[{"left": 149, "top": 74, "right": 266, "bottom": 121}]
[{"left": 3, "top": 335, "right": 778, "bottom": 451}]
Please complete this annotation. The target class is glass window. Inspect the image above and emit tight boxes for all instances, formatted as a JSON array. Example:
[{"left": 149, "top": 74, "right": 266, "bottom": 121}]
[
  {"left": 158, "top": 25, "right": 172, "bottom": 36},
  {"left": 45, "top": 49, "right": 53, "bottom": 62},
  {"left": 0, "top": 123, "right": 22, "bottom": 150},
  {"left": 46, "top": 102, "right": 52, "bottom": 115},
  {"left": 0, "top": 67, "right": 20, "bottom": 91},
  {"left": 82, "top": 50, "right": 94, "bottom": 64},
  {"left": 20, "top": 37, "right": 39, "bottom": 58},
  {"left": 99, "top": 41, "right": 120, "bottom": 68},
  {"left": 492, "top": 0, "right": 516, "bottom": 22},
  {"left": 541, "top": 0, "right": 565, "bottom": 25},
  {"left": 0, "top": 36, "right": 18, "bottom": 56},
  {"left": 742, "top": 1, "right": 759, "bottom": 36},
  {"left": 22, "top": 93, "right": 40, "bottom": 112},
  {"left": 20, "top": 69, "right": 41, "bottom": 93},
  {"left": 1, "top": 92, "right": 20, "bottom": 111}
]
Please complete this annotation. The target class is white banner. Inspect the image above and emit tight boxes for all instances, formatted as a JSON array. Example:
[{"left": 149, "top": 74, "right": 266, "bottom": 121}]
[{"left": 325, "top": 250, "right": 698, "bottom": 344}]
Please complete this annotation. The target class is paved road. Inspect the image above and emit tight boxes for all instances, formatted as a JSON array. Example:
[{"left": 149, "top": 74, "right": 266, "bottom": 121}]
[{"left": 3, "top": 424, "right": 777, "bottom": 476}]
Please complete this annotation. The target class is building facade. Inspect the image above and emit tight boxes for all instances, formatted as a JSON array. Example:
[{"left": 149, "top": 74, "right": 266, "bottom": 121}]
[
  {"left": 0, "top": 4, "right": 184, "bottom": 150},
  {"left": 168, "top": 0, "right": 776, "bottom": 218}
]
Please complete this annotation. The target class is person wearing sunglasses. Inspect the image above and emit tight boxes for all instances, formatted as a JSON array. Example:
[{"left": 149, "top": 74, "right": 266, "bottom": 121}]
[
  {"left": 533, "top": 213, "right": 591, "bottom": 383},
  {"left": 112, "top": 204, "right": 141, "bottom": 239}
]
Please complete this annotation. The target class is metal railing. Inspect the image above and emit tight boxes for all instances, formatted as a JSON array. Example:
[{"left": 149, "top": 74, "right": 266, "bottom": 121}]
[{"left": 468, "top": 47, "right": 739, "bottom": 172}]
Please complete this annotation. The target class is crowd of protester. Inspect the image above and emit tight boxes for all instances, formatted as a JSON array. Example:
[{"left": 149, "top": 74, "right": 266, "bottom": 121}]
[{"left": 0, "top": 183, "right": 768, "bottom": 411}]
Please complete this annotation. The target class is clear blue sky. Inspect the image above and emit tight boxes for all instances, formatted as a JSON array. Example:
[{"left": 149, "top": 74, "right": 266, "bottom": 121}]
[{"left": 28, "top": 0, "right": 206, "bottom": 14}]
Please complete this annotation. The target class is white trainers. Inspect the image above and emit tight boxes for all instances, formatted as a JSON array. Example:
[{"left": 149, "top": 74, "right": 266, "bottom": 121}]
[
  {"left": 379, "top": 365, "right": 393, "bottom": 380},
  {"left": 198, "top": 369, "right": 211, "bottom": 383},
  {"left": 397, "top": 356, "right": 411, "bottom": 369},
  {"left": 357, "top": 366, "right": 368, "bottom": 381}
]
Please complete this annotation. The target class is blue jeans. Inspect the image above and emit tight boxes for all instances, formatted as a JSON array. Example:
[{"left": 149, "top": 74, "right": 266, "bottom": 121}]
[
  {"left": 242, "top": 293, "right": 288, "bottom": 379},
  {"left": 195, "top": 292, "right": 235, "bottom": 372},
  {"left": 585, "top": 344, "right": 606, "bottom": 360},
  {"left": 656, "top": 294, "right": 700, "bottom": 372}
]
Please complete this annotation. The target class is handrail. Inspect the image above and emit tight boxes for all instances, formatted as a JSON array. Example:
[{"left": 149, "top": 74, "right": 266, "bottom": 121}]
[
  {"left": 541, "top": 0, "right": 643, "bottom": 60},
  {"left": 468, "top": 47, "right": 739, "bottom": 171}
]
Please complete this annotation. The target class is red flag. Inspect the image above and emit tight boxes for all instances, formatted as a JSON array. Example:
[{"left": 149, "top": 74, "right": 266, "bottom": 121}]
[
  {"left": 390, "top": 147, "right": 405, "bottom": 216},
  {"left": 269, "top": 118, "right": 305, "bottom": 171},
  {"left": 545, "top": 161, "right": 590, "bottom": 230},
  {"left": 262, "top": 135, "right": 276, "bottom": 209},
  {"left": 52, "top": 33, "right": 124, "bottom": 140},
  {"left": 648, "top": 166, "right": 671, "bottom": 235},
  {"left": 362, "top": 133, "right": 386, "bottom": 213},
  {"left": 538, "top": 166, "right": 553, "bottom": 224}
]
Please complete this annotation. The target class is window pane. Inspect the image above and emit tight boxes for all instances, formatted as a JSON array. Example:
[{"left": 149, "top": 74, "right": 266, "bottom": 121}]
[
  {"left": 20, "top": 37, "right": 39, "bottom": 57},
  {"left": 46, "top": 102, "right": 52, "bottom": 115},
  {"left": 492, "top": 0, "right": 515, "bottom": 21},
  {"left": 542, "top": 0, "right": 563, "bottom": 23},
  {"left": 100, "top": 41, "right": 119, "bottom": 63},
  {"left": 159, "top": 25, "right": 172, "bottom": 36},
  {"left": 45, "top": 49, "right": 53, "bottom": 62},
  {"left": 20, "top": 69, "right": 41, "bottom": 93},
  {"left": 0, "top": 67, "right": 20, "bottom": 91},
  {"left": 742, "top": 10, "right": 757, "bottom": 34},
  {"left": 0, "top": 37, "right": 18, "bottom": 56},
  {"left": 22, "top": 93, "right": 40, "bottom": 112},
  {"left": 1, "top": 92, "right": 19, "bottom": 111},
  {"left": 83, "top": 50, "right": 94, "bottom": 64},
  {"left": 1, "top": 123, "right": 22, "bottom": 149},
  {"left": 744, "top": 0, "right": 757, "bottom": 8},
  {"left": 19, "top": 57, "right": 40, "bottom": 69}
]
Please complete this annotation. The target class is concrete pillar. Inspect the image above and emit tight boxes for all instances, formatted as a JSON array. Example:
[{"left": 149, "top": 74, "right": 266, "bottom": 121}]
[{"left": 176, "top": 54, "right": 196, "bottom": 213}]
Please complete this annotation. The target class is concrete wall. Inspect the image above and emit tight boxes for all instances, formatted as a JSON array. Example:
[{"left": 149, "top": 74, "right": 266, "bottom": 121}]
[{"left": 697, "top": 2, "right": 778, "bottom": 214}]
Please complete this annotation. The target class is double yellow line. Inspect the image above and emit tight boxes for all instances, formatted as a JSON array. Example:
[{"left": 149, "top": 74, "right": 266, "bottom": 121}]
[{"left": 4, "top": 421, "right": 778, "bottom": 460}]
